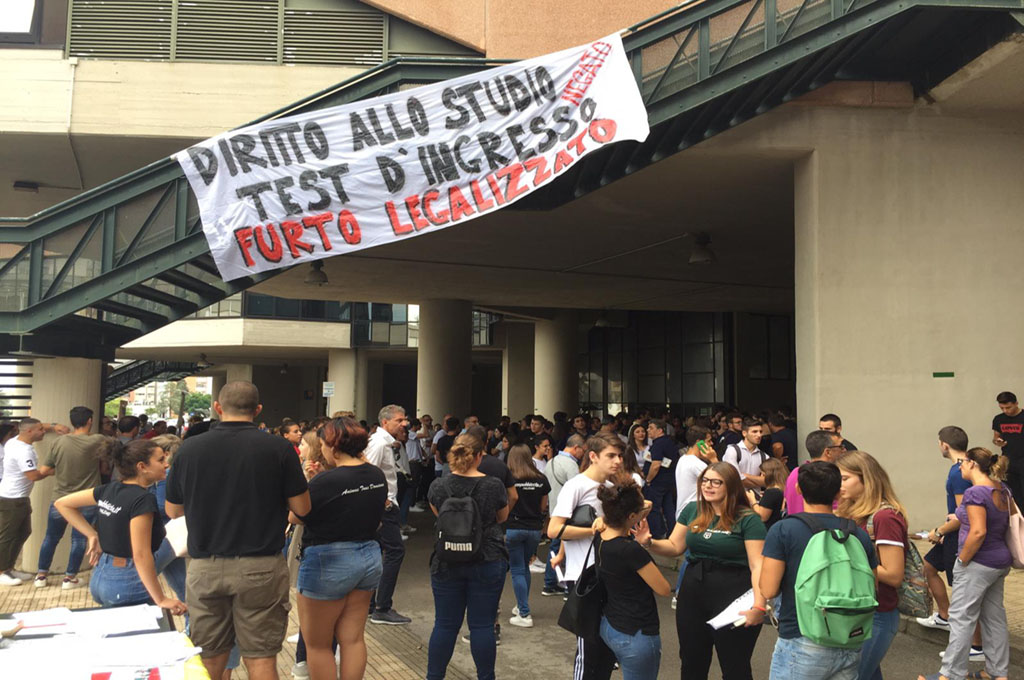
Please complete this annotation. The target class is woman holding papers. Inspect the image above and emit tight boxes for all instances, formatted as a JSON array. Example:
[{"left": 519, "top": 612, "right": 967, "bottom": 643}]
[
  {"left": 54, "top": 439, "right": 186, "bottom": 615},
  {"left": 637, "top": 461, "right": 767, "bottom": 680}
]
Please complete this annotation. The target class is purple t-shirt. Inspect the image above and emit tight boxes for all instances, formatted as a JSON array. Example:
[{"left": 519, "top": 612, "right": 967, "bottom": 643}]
[{"left": 956, "top": 484, "right": 1012, "bottom": 569}]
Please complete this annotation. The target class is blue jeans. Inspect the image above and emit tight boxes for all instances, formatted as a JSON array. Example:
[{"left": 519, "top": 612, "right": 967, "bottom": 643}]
[
  {"left": 90, "top": 553, "right": 150, "bottom": 607},
  {"left": 506, "top": 528, "right": 541, "bottom": 617},
  {"left": 771, "top": 636, "right": 860, "bottom": 680},
  {"left": 298, "top": 540, "right": 382, "bottom": 600},
  {"left": 644, "top": 483, "right": 675, "bottom": 539},
  {"left": 858, "top": 608, "right": 899, "bottom": 680},
  {"left": 154, "top": 538, "right": 186, "bottom": 602},
  {"left": 544, "top": 537, "right": 561, "bottom": 589},
  {"left": 427, "top": 559, "right": 508, "bottom": 680},
  {"left": 599, "top": 617, "right": 661, "bottom": 680},
  {"left": 37, "top": 504, "right": 97, "bottom": 575}
]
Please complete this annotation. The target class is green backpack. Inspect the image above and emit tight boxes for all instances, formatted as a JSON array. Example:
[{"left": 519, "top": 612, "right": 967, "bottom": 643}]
[{"left": 791, "top": 514, "right": 878, "bottom": 649}]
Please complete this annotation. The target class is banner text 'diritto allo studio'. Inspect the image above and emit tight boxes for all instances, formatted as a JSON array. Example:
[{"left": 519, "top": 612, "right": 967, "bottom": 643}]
[{"left": 175, "top": 34, "right": 650, "bottom": 281}]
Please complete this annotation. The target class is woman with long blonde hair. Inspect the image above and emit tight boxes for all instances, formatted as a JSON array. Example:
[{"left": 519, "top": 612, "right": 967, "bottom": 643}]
[
  {"left": 638, "top": 461, "right": 767, "bottom": 680},
  {"left": 835, "top": 450, "right": 907, "bottom": 680}
]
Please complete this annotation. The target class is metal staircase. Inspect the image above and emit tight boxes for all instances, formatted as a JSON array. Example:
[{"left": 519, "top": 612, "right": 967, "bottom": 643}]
[
  {"left": 1, "top": 0, "right": 1021, "bottom": 359},
  {"left": 103, "top": 359, "right": 199, "bottom": 401}
]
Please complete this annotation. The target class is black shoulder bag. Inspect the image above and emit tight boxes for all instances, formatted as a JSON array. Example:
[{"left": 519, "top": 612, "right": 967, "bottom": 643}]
[{"left": 557, "top": 536, "right": 606, "bottom": 643}]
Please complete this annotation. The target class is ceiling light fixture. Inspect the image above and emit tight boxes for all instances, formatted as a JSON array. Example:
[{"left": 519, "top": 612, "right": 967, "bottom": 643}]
[
  {"left": 280, "top": 363, "right": 289, "bottom": 375},
  {"left": 304, "top": 261, "right": 328, "bottom": 286},
  {"left": 688, "top": 233, "right": 717, "bottom": 265},
  {"left": 196, "top": 353, "right": 213, "bottom": 370}
]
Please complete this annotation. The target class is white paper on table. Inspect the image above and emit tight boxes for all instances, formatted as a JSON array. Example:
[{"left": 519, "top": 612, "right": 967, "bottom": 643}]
[
  {"left": 10, "top": 607, "right": 72, "bottom": 633},
  {"left": 707, "top": 588, "right": 754, "bottom": 630},
  {"left": 69, "top": 603, "right": 162, "bottom": 637}
]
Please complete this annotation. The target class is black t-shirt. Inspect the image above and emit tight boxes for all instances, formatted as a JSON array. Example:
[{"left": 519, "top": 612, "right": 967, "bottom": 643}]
[
  {"left": 993, "top": 411, "right": 1024, "bottom": 464},
  {"left": 773, "top": 428, "right": 799, "bottom": 470},
  {"left": 301, "top": 464, "right": 387, "bottom": 548},
  {"left": 507, "top": 474, "right": 551, "bottom": 530},
  {"left": 598, "top": 536, "right": 659, "bottom": 635},
  {"left": 165, "top": 421, "right": 308, "bottom": 558},
  {"left": 428, "top": 473, "right": 508, "bottom": 572},
  {"left": 841, "top": 438, "right": 857, "bottom": 451},
  {"left": 93, "top": 482, "right": 165, "bottom": 559},
  {"left": 646, "top": 435, "right": 678, "bottom": 487},
  {"left": 716, "top": 430, "right": 741, "bottom": 456},
  {"left": 758, "top": 487, "right": 785, "bottom": 528},
  {"left": 478, "top": 454, "right": 515, "bottom": 488},
  {"left": 436, "top": 434, "right": 455, "bottom": 463}
]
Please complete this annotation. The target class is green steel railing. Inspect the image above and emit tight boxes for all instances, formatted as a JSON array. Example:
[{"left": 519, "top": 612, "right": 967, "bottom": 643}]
[{"left": 1, "top": 0, "right": 1022, "bottom": 352}]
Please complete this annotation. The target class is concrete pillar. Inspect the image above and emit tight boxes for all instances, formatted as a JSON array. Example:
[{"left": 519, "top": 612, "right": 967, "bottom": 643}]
[
  {"left": 327, "top": 348, "right": 357, "bottom": 416},
  {"left": 416, "top": 299, "right": 472, "bottom": 419},
  {"left": 501, "top": 322, "right": 535, "bottom": 418},
  {"left": 790, "top": 108, "right": 1024, "bottom": 526},
  {"left": 209, "top": 373, "right": 226, "bottom": 418},
  {"left": 22, "top": 357, "right": 104, "bottom": 574},
  {"left": 534, "top": 311, "right": 578, "bottom": 418},
  {"left": 224, "top": 363, "right": 253, "bottom": 384},
  {"left": 354, "top": 350, "right": 370, "bottom": 422}
]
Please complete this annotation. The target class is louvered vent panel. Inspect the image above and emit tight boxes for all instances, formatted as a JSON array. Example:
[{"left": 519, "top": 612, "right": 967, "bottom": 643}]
[
  {"left": 68, "top": 0, "right": 173, "bottom": 60},
  {"left": 175, "top": 0, "right": 279, "bottom": 62},
  {"left": 283, "top": 9, "right": 385, "bottom": 66}
]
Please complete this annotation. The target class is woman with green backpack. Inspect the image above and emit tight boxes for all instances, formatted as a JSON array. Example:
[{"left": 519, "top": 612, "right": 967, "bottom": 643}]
[{"left": 835, "top": 450, "right": 909, "bottom": 680}]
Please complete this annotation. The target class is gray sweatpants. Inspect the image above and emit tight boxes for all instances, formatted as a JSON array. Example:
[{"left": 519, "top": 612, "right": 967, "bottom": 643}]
[{"left": 940, "top": 559, "right": 1010, "bottom": 680}]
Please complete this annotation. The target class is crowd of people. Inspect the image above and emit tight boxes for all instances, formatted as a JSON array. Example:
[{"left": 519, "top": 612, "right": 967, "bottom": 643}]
[{"left": 0, "top": 385, "right": 1021, "bottom": 680}]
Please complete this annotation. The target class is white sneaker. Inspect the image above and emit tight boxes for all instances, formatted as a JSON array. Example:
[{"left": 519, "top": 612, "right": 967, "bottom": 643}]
[
  {"left": 671, "top": 595, "right": 677, "bottom": 610},
  {"left": 409, "top": 505, "right": 426, "bottom": 513},
  {"left": 401, "top": 533, "right": 409, "bottom": 541},
  {"left": 401, "top": 525, "right": 417, "bottom": 534},
  {"left": 33, "top": 576, "right": 47, "bottom": 588},
  {"left": 528, "top": 560, "right": 546, "bottom": 574},
  {"left": 0, "top": 572, "right": 23, "bottom": 587},
  {"left": 286, "top": 632, "right": 300, "bottom": 643},
  {"left": 939, "top": 646, "right": 985, "bottom": 660},
  {"left": 291, "top": 661, "right": 309, "bottom": 679},
  {"left": 916, "top": 613, "right": 951, "bottom": 631},
  {"left": 509, "top": 613, "right": 534, "bottom": 628},
  {"left": 61, "top": 577, "right": 83, "bottom": 590}
]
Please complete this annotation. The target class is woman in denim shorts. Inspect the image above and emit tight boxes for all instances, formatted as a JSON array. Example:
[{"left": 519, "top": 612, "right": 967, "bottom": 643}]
[{"left": 291, "top": 417, "right": 387, "bottom": 680}]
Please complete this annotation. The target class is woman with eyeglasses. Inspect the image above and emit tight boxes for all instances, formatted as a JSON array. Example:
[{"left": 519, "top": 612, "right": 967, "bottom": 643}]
[
  {"left": 636, "top": 461, "right": 767, "bottom": 680},
  {"left": 918, "top": 447, "right": 1012, "bottom": 680},
  {"left": 835, "top": 450, "right": 908, "bottom": 680}
]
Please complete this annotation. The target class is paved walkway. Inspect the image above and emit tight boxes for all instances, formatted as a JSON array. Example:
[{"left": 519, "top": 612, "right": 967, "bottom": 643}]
[{"left": 0, "top": 572, "right": 471, "bottom": 680}]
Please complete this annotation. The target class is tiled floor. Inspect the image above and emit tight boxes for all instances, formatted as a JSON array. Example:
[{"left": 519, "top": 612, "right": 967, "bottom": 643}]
[{"left": 0, "top": 572, "right": 469, "bottom": 680}]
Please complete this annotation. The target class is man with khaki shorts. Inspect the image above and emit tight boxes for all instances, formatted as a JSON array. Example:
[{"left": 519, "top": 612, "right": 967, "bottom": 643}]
[{"left": 166, "top": 382, "right": 309, "bottom": 680}]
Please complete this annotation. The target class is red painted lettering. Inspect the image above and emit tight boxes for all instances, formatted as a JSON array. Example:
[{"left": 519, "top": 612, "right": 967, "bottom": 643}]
[
  {"left": 568, "top": 130, "right": 588, "bottom": 156},
  {"left": 448, "top": 185, "right": 475, "bottom": 222},
  {"left": 422, "top": 190, "right": 450, "bottom": 226},
  {"left": 254, "top": 224, "right": 283, "bottom": 263},
  {"left": 280, "top": 220, "right": 314, "bottom": 259},
  {"left": 405, "top": 195, "right": 430, "bottom": 231},
  {"left": 588, "top": 119, "right": 617, "bottom": 144},
  {"left": 385, "top": 201, "right": 414, "bottom": 235},
  {"left": 469, "top": 180, "right": 495, "bottom": 212},
  {"left": 485, "top": 174, "right": 507, "bottom": 205},
  {"left": 497, "top": 163, "right": 528, "bottom": 202},
  {"left": 553, "top": 149, "right": 575, "bottom": 173},
  {"left": 338, "top": 210, "right": 361, "bottom": 244},
  {"left": 302, "top": 212, "right": 334, "bottom": 251},
  {"left": 233, "top": 226, "right": 255, "bottom": 267},
  {"left": 523, "top": 157, "right": 551, "bottom": 187}
]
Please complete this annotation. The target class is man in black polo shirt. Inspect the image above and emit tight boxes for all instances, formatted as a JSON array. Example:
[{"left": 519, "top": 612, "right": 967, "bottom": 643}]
[
  {"left": 166, "top": 382, "right": 309, "bottom": 680},
  {"left": 644, "top": 419, "right": 679, "bottom": 539}
]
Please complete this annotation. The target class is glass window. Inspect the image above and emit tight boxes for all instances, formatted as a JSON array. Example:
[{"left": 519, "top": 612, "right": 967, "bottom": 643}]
[
  {"left": 370, "top": 303, "right": 392, "bottom": 322},
  {"left": 244, "top": 293, "right": 275, "bottom": 317},
  {"left": 275, "top": 297, "right": 301, "bottom": 319},
  {"left": 393, "top": 305, "right": 407, "bottom": 323},
  {"left": 301, "top": 300, "right": 326, "bottom": 319},
  {"left": 337, "top": 302, "right": 351, "bottom": 322},
  {"left": 352, "top": 303, "right": 369, "bottom": 321}
]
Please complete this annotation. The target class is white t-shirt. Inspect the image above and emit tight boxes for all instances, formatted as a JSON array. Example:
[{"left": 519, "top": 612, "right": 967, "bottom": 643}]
[
  {"left": 533, "top": 458, "right": 548, "bottom": 474},
  {"left": 0, "top": 438, "right": 38, "bottom": 499},
  {"left": 551, "top": 474, "right": 611, "bottom": 583},
  {"left": 0, "top": 441, "right": 5, "bottom": 482},
  {"left": 722, "top": 441, "right": 767, "bottom": 482},
  {"left": 432, "top": 429, "right": 446, "bottom": 472},
  {"left": 675, "top": 454, "right": 708, "bottom": 519}
]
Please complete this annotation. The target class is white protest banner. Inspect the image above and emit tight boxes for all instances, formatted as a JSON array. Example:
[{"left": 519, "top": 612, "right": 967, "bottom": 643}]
[{"left": 175, "top": 33, "right": 649, "bottom": 281}]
